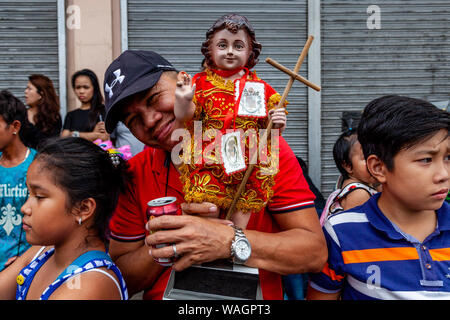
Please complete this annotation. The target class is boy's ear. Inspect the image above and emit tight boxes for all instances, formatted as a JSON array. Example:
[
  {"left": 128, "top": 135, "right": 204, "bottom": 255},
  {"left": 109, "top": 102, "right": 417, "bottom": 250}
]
[
  {"left": 73, "top": 198, "right": 97, "bottom": 225},
  {"left": 366, "top": 155, "right": 386, "bottom": 184}
]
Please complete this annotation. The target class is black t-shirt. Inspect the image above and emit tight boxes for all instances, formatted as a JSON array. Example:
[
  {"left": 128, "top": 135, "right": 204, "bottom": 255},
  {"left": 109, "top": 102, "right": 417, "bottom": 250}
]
[
  {"left": 22, "top": 118, "right": 62, "bottom": 150},
  {"left": 63, "top": 108, "right": 105, "bottom": 132}
]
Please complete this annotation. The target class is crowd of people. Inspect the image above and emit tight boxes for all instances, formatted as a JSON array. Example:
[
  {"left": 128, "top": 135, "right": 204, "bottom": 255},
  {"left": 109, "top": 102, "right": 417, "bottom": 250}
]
[{"left": 0, "top": 13, "right": 449, "bottom": 301}]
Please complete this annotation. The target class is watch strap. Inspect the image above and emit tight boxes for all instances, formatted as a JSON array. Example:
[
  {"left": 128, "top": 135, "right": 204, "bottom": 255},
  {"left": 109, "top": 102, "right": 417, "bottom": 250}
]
[
  {"left": 72, "top": 131, "right": 80, "bottom": 138},
  {"left": 230, "top": 225, "right": 251, "bottom": 264}
]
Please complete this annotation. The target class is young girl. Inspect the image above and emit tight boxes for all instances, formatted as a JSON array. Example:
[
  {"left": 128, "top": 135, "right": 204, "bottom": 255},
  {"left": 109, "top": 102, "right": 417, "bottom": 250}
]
[
  {"left": 0, "top": 137, "right": 129, "bottom": 300},
  {"left": 319, "top": 116, "right": 379, "bottom": 225},
  {"left": 0, "top": 90, "right": 37, "bottom": 271},
  {"left": 61, "top": 69, "right": 108, "bottom": 142},
  {"left": 175, "top": 14, "right": 287, "bottom": 227}
]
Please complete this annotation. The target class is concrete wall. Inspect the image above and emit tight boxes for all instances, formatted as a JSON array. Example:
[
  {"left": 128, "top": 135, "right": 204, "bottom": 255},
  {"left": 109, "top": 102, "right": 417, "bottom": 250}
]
[{"left": 65, "top": 0, "right": 121, "bottom": 111}]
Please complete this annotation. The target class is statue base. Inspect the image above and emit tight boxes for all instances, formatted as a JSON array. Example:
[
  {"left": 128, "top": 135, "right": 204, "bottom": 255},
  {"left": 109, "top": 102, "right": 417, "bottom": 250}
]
[{"left": 163, "top": 259, "right": 262, "bottom": 300}]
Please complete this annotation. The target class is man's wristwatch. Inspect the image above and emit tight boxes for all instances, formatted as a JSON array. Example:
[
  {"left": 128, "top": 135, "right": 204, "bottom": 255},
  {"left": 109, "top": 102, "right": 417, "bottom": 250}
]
[
  {"left": 71, "top": 131, "right": 80, "bottom": 138},
  {"left": 230, "top": 225, "right": 251, "bottom": 265}
]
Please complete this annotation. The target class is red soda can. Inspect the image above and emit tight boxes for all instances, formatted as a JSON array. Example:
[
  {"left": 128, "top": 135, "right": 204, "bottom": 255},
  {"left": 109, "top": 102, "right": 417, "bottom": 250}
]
[{"left": 146, "top": 197, "right": 180, "bottom": 266}]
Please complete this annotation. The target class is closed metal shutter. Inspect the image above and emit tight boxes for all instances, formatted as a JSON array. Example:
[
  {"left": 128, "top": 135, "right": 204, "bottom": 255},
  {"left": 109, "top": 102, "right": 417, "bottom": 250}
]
[
  {"left": 0, "top": 0, "right": 59, "bottom": 102},
  {"left": 321, "top": 0, "right": 450, "bottom": 196},
  {"left": 127, "top": 0, "right": 309, "bottom": 159}
]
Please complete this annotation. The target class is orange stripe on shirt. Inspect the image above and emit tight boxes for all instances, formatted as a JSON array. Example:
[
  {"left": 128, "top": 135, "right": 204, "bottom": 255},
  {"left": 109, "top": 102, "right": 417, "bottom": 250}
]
[
  {"left": 342, "top": 247, "right": 419, "bottom": 264},
  {"left": 429, "top": 248, "right": 450, "bottom": 261},
  {"left": 322, "top": 262, "right": 344, "bottom": 281}
]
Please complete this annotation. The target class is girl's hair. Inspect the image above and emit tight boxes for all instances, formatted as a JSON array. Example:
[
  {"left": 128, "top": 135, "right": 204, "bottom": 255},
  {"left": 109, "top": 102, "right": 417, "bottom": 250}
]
[
  {"left": 333, "top": 111, "right": 362, "bottom": 180},
  {"left": 71, "top": 69, "right": 105, "bottom": 131},
  {"left": 201, "top": 13, "right": 262, "bottom": 70},
  {"left": 0, "top": 90, "right": 30, "bottom": 145},
  {"left": 35, "top": 137, "right": 130, "bottom": 244},
  {"left": 28, "top": 74, "right": 62, "bottom": 134}
]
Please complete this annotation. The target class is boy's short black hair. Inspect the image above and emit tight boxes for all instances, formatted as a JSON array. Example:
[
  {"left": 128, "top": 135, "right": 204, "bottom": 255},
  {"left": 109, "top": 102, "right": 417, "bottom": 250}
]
[{"left": 357, "top": 95, "right": 450, "bottom": 170}]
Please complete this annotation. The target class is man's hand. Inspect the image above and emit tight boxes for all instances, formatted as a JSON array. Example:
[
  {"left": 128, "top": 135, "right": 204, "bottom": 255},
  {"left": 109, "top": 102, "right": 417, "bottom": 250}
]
[{"left": 145, "top": 202, "right": 234, "bottom": 271}]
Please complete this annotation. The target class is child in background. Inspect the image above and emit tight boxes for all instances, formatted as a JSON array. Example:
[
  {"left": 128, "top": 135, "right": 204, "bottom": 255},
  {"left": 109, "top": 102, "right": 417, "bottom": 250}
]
[
  {"left": 308, "top": 95, "right": 450, "bottom": 300},
  {"left": 0, "top": 137, "right": 129, "bottom": 300},
  {"left": 61, "top": 69, "right": 108, "bottom": 142},
  {"left": 0, "top": 90, "right": 37, "bottom": 271},
  {"left": 319, "top": 112, "right": 378, "bottom": 225},
  {"left": 174, "top": 13, "right": 287, "bottom": 228}
]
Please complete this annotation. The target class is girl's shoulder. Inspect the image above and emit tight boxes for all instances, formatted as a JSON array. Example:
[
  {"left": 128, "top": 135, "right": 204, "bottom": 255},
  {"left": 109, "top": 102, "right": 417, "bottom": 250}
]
[
  {"left": 12, "top": 246, "right": 52, "bottom": 279},
  {"left": 16, "top": 247, "right": 125, "bottom": 300},
  {"left": 337, "top": 182, "right": 378, "bottom": 212},
  {"left": 26, "top": 246, "right": 53, "bottom": 264},
  {"left": 47, "top": 250, "right": 126, "bottom": 300},
  {"left": 339, "top": 182, "right": 377, "bottom": 199},
  {"left": 320, "top": 182, "right": 378, "bottom": 225},
  {"left": 49, "top": 268, "right": 123, "bottom": 300}
]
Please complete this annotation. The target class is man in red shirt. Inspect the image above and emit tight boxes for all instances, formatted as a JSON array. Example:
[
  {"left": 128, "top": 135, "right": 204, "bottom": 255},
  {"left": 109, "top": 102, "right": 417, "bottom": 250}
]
[{"left": 103, "top": 50, "right": 327, "bottom": 300}]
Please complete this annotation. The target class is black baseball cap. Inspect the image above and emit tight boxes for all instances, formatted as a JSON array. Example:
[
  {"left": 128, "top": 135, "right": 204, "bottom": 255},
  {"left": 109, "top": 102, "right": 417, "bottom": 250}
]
[{"left": 103, "top": 50, "right": 177, "bottom": 133}]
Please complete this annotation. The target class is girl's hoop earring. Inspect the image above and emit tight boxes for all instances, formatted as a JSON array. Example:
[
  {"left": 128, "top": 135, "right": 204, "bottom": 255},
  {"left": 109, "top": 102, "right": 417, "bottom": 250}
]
[{"left": 78, "top": 217, "right": 82, "bottom": 226}]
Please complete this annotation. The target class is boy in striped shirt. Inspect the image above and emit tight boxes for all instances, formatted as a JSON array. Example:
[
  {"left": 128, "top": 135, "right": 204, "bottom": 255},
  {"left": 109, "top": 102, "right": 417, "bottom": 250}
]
[{"left": 308, "top": 95, "right": 450, "bottom": 300}]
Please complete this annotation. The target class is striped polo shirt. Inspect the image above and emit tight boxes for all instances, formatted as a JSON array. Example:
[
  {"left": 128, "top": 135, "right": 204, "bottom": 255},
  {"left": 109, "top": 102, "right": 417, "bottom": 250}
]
[{"left": 309, "top": 193, "right": 450, "bottom": 300}]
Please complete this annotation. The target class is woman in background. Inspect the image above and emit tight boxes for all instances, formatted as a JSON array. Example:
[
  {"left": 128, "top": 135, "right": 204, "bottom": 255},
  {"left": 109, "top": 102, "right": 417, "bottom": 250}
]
[{"left": 24, "top": 74, "right": 62, "bottom": 149}]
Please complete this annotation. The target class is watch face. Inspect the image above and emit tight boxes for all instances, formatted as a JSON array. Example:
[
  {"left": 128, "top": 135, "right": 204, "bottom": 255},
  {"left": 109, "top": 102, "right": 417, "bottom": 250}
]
[{"left": 235, "top": 239, "right": 251, "bottom": 261}]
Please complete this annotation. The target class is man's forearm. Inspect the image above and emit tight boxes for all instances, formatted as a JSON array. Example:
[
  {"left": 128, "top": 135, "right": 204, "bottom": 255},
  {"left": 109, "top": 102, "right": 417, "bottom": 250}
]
[
  {"left": 245, "top": 208, "right": 327, "bottom": 275},
  {"left": 246, "top": 227, "right": 327, "bottom": 275}
]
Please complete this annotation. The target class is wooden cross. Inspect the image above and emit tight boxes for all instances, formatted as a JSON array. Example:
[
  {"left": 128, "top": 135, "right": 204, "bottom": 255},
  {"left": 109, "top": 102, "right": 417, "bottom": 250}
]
[{"left": 226, "top": 35, "right": 321, "bottom": 220}]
